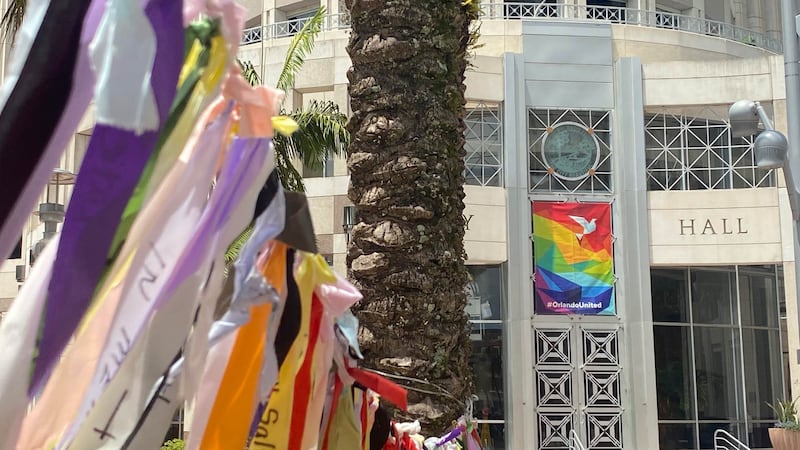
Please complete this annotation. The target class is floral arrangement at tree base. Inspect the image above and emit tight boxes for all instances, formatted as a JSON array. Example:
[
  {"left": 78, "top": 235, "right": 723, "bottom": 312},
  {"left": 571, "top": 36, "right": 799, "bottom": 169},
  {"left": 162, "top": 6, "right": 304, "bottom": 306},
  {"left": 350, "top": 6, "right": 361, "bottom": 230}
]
[{"left": 768, "top": 398, "right": 800, "bottom": 450}]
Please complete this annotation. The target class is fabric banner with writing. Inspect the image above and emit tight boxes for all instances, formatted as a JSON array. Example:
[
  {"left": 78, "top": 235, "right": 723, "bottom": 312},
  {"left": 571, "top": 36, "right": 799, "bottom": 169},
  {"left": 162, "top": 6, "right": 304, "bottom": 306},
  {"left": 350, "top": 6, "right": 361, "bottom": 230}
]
[{"left": 532, "top": 201, "right": 615, "bottom": 315}]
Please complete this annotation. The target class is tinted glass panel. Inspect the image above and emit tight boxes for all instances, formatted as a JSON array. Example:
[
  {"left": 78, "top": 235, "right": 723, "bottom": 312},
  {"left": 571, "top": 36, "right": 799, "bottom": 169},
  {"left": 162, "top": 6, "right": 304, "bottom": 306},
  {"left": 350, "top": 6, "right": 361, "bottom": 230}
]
[
  {"left": 691, "top": 268, "right": 736, "bottom": 325},
  {"left": 694, "top": 326, "right": 739, "bottom": 421},
  {"left": 655, "top": 325, "right": 695, "bottom": 420},
  {"left": 652, "top": 269, "right": 690, "bottom": 322}
]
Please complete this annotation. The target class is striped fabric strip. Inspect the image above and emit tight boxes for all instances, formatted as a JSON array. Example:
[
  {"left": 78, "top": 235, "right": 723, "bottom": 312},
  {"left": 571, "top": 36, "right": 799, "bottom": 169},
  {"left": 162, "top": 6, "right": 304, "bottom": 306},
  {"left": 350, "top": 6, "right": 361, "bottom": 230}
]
[
  {"left": 0, "top": 0, "right": 94, "bottom": 261},
  {"left": 31, "top": 0, "right": 183, "bottom": 396}
]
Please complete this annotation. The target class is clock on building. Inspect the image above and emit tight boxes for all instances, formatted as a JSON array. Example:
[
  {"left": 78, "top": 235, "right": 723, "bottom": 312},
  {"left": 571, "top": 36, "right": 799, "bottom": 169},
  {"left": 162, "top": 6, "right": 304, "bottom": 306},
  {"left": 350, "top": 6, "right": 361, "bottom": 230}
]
[{"left": 541, "top": 122, "right": 601, "bottom": 180}]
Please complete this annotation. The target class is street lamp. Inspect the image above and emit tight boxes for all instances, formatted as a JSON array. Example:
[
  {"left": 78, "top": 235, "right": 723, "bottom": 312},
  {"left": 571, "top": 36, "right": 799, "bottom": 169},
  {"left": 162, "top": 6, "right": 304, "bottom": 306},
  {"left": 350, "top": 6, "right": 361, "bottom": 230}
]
[{"left": 728, "top": 0, "right": 800, "bottom": 372}]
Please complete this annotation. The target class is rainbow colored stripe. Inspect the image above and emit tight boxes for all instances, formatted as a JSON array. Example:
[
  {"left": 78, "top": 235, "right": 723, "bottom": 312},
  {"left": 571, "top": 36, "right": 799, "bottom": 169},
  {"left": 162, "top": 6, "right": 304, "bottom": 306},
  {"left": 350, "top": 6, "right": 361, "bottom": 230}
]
[{"left": 533, "top": 201, "right": 615, "bottom": 315}]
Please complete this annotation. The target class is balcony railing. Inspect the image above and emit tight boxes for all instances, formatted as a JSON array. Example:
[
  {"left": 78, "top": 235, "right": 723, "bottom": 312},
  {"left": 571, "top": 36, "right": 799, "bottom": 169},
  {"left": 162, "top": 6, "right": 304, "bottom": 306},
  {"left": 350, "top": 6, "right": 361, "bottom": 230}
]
[{"left": 239, "top": 3, "right": 781, "bottom": 54}]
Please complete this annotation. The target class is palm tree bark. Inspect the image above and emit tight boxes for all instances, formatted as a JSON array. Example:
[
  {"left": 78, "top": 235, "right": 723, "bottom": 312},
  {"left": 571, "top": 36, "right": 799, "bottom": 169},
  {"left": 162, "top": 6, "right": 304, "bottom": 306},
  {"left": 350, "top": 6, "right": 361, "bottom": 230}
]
[{"left": 344, "top": 0, "right": 475, "bottom": 433}]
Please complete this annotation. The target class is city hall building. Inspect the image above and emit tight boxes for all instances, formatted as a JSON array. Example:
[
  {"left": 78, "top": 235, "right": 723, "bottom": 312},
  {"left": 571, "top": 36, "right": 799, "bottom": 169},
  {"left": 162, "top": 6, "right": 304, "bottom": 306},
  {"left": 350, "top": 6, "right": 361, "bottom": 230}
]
[{"left": 2, "top": 1, "right": 799, "bottom": 449}]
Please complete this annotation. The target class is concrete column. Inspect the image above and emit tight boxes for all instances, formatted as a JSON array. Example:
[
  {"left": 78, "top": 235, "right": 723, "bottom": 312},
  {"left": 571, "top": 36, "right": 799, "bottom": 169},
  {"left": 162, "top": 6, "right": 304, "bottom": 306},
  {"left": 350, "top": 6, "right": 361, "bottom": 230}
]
[
  {"left": 627, "top": 0, "right": 656, "bottom": 25},
  {"left": 502, "top": 53, "right": 536, "bottom": 450},
  {"left": 730, "top": 0, "right": 746, "bottom": 27},
  {"left": 562, "top": 0, "right": 587, "bottom": 19},
  {"left": 764, "top": 0, "right": 782, "bottom": 42},
  {"left": 682, "top": 0, "right": 705, "bottom": 18},
  {"left": 747, "top": 0, "right": 765, "bottom": 33},
  {"left": 613, "top": 57, "right": 660, "bottom": 450}
]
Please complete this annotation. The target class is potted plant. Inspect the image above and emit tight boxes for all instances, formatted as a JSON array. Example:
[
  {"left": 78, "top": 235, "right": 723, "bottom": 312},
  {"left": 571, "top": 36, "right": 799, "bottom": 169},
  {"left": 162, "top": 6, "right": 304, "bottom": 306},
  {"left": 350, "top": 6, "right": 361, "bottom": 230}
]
[{"left": 767, "top": 398, "right": 800, "bottom": 450}]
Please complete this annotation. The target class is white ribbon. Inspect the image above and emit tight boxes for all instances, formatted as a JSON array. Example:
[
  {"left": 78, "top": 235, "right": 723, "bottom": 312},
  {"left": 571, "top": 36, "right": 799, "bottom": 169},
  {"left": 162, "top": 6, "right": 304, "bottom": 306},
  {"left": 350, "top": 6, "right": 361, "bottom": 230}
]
[
  {"left": 88, "top": 0, "right": 159, "bottom": 134},
  {"left": 0, "top": 234, "right": 59, "bottom": 450}
]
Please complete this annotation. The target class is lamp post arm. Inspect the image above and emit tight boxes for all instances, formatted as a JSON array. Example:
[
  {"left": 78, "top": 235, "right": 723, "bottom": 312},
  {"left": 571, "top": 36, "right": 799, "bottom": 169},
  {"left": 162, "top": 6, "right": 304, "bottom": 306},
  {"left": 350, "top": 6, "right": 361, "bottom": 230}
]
[
  {"left": 783, "top": 163, "right": 800, "bottom": 221},
  {"left": 754, "top": 102, "right": 775, "bottom": 131}
]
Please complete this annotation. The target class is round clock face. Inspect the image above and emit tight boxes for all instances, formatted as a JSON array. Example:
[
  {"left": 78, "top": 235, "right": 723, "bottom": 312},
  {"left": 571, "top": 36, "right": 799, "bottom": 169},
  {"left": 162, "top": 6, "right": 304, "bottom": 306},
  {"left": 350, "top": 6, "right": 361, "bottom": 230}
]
[{"left": 541, "top": 122, "right": 600, "bottom": 181}]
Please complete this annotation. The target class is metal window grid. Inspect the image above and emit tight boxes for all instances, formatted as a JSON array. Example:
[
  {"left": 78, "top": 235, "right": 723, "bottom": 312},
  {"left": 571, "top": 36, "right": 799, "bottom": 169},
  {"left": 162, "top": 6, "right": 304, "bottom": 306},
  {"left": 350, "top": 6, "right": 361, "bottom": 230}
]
[
  {"left": 528, "top": 109, "right": 613, "bottom": 194},
  {"left": 466, "top": 104, "right": 504, "bottom": 187},
  {"left": 644, "top": 113, "right": 775, "bottom": 191}
]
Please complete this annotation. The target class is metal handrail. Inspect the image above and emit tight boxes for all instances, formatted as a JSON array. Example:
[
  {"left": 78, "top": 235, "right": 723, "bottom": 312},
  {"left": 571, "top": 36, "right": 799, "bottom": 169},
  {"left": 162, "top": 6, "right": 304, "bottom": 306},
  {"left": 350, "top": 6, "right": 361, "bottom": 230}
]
[
  {"left": 713, "top": 429, "right": 751, "bottom": 450},
  {"left": 569, "top": 429, "right": 587, "bottom": 450},
  {"left": 239, "top": 3, "right": 780, "bottom": 54}
]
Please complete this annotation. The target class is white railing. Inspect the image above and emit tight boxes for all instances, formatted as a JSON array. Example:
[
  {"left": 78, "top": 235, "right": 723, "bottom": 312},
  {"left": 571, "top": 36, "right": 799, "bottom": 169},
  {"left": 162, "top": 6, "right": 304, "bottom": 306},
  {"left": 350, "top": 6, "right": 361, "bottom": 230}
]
[
  {"left": 239, "top": 3, "right": 781, "bottom": 54},
  {"left": 569, "top": 429, "right": 587, "bottom": 450},
  {"left": 713, "top": 429, "right": 751, "bottom": 450},
  {"left": 240, "top": 12, "right": 351, "bottom": 43}
]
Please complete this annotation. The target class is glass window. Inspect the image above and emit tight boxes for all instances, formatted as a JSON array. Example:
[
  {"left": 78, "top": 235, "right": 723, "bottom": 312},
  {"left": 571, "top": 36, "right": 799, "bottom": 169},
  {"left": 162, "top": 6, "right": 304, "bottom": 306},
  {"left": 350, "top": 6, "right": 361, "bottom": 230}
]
[
  {"left": 654, "top": 325, "right": 695, "bottom": 420},
  {"left": 739, "top": 266, "right": 779, "bottom": 328},
  {"left": 466, "top": 265, "right": 506, "bottom": 449},
  {"left": 742, "top": 328, "right": 783, "bottom": 420},
  {"left": 651, "top": 265, "right": 786, "bottom": 449},
  {"left": 690, "top": 268, "right": 736, "bottom": 325},
  {"left": 658, "top": 422, "right": 696, "bottom": 449},
  {"left": 651, "top": 269, "right": 690, "bottom": 323},
  {"left": 693, "top": 326, "right": 739, "bottom": 421}
]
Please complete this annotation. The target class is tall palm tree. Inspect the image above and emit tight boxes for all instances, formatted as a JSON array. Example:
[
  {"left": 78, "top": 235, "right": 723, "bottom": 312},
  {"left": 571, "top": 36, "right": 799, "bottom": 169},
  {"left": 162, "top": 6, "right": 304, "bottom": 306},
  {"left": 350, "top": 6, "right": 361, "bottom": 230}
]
[{"left": 344, "top": 0, "right": 479, "bottom": 433}]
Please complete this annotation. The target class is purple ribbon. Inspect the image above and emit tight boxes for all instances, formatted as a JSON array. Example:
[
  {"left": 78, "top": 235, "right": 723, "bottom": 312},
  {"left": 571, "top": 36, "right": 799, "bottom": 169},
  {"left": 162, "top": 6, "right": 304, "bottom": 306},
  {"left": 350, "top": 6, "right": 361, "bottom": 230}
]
[
  {"left": 157, "top": 138, "right": 270, "bottom": 309},
  {"left": 31, "top": 0, "right": 183, "bottom": 395}
]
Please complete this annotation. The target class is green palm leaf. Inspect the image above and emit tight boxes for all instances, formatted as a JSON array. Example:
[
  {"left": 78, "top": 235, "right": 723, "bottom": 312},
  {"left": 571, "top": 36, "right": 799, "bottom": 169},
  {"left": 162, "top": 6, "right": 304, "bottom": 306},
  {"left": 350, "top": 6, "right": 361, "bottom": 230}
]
[
  {"left": 276, "top": 7, "right": 325, "bottom": 92},
  {"left": 238, "top": 59, "right": 260, "bottom": 86},
  {"left": 278, "top": 100, "right": 349, "bottom": 167}
]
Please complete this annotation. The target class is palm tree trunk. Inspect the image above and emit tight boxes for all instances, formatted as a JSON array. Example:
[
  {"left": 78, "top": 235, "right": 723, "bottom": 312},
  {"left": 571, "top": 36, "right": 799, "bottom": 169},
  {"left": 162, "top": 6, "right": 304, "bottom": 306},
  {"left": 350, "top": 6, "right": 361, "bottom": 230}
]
[{"left": 344, "top": 0, "right": 475, "bottom": 433}]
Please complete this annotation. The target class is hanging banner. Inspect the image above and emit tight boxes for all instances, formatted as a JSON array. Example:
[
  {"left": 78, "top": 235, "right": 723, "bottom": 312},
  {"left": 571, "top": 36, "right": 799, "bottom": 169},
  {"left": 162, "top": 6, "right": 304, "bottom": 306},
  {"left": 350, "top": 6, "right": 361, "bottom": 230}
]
[{"left": 532, "top": 201, "right": 615, "bottom": 315}]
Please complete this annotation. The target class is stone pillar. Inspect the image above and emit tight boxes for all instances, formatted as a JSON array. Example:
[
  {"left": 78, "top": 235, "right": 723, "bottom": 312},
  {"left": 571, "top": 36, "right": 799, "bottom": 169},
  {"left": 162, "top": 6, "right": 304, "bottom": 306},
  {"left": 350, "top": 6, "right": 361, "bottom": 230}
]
[
  {"left": 613, "top": 57, "right": 660, "bottom": 450},
  {"left": 502, "top": 53, "right": 537, "bottom": 450},
  {"left": 730, "top": 0, "right": 746, "bottom": 27},
  {"left": 626, "top": 0, "right": 656, "bottom": 26},
  {"left": 747, "top": 0, "right": 765, "bottom": 33},
  {"left": 562, "top": 0, "right": 587, "bottom": 20},
  {"left": 764, "top": 0, "right": 782, "bottom": 42}
]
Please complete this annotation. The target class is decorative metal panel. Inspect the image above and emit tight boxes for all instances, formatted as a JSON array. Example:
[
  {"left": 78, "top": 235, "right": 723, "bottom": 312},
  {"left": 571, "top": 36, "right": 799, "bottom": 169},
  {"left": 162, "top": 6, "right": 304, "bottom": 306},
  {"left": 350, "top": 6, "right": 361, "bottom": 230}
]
[
  {"left": 586, "top": 412, "right": 623, "bottom": 448},
  {"left": 583, "top": 329, "right": 619, "bottom": 366},
  {"left": 538, "top": 370, "right": 573, "bottom": 407},
  {"left": 535, "top": 326, "right": 623, "bottom": 450},
  {"left": 644, "top": 113, "right": 775, "bottom": 191},
  {"left": 536, "top": 329, "right": 572, "bottom": 365},
  {"left": 528, "top": 109, "right": 612, "bottom": 193},
  {"left": 539, "top": 412, "right": 574, "bottom": 449},
  {"left": 465, "top": 104, "right": 503, "bottom": 187}
]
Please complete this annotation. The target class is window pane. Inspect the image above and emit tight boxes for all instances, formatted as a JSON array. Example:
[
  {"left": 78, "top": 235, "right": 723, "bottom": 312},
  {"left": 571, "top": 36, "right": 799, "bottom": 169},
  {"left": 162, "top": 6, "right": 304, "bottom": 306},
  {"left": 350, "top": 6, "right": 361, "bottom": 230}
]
[
  {"left": 694, "top": 326, "right": 739, "bottom": 421},
  {"left": 698, "top": 422, "right": 739, "bottom": 449},
  {"left": 691, "top": 268, "right": 736, "bottom": 325},
  {"left": 739, "top": 266, "right": 779, "bottom": 328},
  {"left": 742, "top": 328, "right": 783, "bottom": 420},
  {"left": 470, "top": 327, "right": 504, "bottom": 421},
  {"left": 466, "top": 266, "right": 504, "bottom": 321},
  {"left": 748, "top": 421, "right": 774, "bottom": 448},
  {"left": 652, "top": 269, "right": 690, "bottom": 322},
  {"left": 658, "top": 423, "right": 696, "bottom": 449},
  {"left": 655, "top": 325, "right": 695, "bottom": 420}
]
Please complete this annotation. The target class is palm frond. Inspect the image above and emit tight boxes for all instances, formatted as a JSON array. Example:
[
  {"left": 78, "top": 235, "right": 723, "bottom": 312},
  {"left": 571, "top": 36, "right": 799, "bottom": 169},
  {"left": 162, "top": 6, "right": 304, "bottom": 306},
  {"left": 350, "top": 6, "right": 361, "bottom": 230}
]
[
  {"left": 281, "top": 100, "right": 349, "bottom": 168},
  {"left": 276, "top": 7, "right": 326, "bottom": 92},
  {"left": 272, "top": 140, "right": 306, "bottom": 191},
  {"left": 238, "top": 59, "right": 260, "bottom": 86},
  {"left": 1, "top": 0, "right": 25, "bottom": 43}
]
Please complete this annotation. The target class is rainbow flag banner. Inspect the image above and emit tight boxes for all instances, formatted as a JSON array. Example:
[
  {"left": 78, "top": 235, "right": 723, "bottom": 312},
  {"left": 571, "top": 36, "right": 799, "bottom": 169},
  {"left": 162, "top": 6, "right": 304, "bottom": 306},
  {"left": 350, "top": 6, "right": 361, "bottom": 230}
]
[{"left": 532, "top": 201, "right": 615, "bottom": 315}]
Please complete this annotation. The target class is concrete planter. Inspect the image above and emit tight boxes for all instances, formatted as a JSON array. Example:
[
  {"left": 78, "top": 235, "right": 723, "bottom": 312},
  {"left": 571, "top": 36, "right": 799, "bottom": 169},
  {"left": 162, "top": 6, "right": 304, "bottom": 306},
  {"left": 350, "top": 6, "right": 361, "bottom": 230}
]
[{"left": 769, "top": 428, "right": 800, "bottom": 450}]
